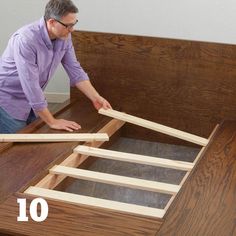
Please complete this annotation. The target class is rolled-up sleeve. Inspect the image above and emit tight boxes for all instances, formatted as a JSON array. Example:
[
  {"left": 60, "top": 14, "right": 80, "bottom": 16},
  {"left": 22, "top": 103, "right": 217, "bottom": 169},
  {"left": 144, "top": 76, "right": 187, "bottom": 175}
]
[
  {"left": 61, "top": 37, "right": 89, "bottom": 87},
  {"left": 13, "top": 35, "right": 47, "bottom": 111}
]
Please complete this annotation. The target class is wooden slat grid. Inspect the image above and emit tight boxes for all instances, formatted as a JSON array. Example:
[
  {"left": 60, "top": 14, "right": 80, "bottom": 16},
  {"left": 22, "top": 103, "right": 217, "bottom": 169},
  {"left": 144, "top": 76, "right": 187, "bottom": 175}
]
[{"left": 24, "top": 110, "right": 215, "bottom": 219}]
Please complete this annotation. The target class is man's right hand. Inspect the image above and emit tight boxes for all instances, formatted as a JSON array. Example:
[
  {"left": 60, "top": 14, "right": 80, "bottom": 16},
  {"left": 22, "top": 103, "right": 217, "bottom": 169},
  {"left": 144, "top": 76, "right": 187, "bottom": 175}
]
[{"left": 49, "top": 118, "right": 81, "bottom": 132}]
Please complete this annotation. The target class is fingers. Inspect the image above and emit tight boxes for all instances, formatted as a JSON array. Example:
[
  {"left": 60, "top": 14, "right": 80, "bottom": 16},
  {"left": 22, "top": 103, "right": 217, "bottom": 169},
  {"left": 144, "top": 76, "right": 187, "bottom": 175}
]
[
  {"left": 64, "top": 121, "right": 81, "bottom": 132},
  {"left": 102, "top": 99, "right": 112, "bottom": 109},
  {"left": 65, "top": 126, "right": 74, "bottom": 132},
  {"left": 92, "top": 95, "right": 112, "bottom": 110},
  {"left": 97, "top": 96, "right": 112, "bottom": 110},
  {"left": 70, "top": 121, "right": 81, "bottom": 130},
  {"left": 50, "top": 119, "right": 81, "bottom": 132}
]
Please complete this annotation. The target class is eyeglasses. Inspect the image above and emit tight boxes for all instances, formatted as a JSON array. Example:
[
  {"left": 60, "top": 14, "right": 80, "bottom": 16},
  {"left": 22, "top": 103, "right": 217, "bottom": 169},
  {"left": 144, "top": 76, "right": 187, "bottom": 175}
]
[{"left": 54, "top": 19, "right": 78, "bottom": 29}]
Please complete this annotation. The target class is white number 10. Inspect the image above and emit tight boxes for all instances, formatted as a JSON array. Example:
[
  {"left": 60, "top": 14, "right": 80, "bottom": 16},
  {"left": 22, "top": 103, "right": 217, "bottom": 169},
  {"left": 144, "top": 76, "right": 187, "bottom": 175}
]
[{"left": 17, "top": 198, "right": 48, "bottom": 222}]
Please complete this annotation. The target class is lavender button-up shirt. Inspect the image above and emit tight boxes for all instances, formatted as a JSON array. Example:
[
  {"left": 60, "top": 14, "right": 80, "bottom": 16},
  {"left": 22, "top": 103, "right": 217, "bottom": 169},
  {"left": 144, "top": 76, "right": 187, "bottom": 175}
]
[{"left": 0, "top": 17, "right": 89, "bottom": 121}]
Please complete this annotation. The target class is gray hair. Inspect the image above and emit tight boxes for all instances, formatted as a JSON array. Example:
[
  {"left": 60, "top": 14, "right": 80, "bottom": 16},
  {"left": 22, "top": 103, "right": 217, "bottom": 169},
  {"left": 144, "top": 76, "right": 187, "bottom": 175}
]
[{"left": 44, "top": 0, "right": 78, "bottom": 21}]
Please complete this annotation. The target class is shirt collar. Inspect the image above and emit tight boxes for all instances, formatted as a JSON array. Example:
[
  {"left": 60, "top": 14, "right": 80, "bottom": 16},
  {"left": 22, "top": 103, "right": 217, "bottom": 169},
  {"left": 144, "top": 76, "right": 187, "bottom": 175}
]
[{"left": 39, "top": 17, "right": 53, "bottom": 50}]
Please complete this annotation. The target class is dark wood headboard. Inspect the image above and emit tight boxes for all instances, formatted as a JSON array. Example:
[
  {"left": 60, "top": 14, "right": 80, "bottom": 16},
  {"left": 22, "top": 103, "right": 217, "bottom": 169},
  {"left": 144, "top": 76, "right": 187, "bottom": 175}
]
[{"left": 71, "top": 31, "right": 236, "bottom": 145}]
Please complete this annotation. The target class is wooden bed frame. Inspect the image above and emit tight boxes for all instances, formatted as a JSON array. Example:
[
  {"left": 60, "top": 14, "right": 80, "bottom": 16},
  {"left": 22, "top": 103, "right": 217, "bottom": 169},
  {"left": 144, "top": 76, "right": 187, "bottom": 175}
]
[
  {"left": 1, "top": 31, "right": 236, "bottom": 235},
  {"left": 23, "top": 109, "right": 214, "bottom": 219}
]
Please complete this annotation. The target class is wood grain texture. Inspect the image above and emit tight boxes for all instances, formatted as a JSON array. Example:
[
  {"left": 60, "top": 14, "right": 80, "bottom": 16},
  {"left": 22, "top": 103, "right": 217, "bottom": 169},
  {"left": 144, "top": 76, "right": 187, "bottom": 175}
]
[
  {"left": 0, "top": 99, "right": 109, "bottom": 204},
  {"left": 71, "top": 31, "right": 236, "bottom": 145},
  {"left": 0, "top": 193, "right": 162, "bottom": 236},
  {"left": 156, "top": 120, "right": 236, "bottom": 236},
  {"left": 1, "top": 98, "right": 235, "bottom": 235},
  {"left": 0, "top": 100, "right": 162, "bottom": 236}
]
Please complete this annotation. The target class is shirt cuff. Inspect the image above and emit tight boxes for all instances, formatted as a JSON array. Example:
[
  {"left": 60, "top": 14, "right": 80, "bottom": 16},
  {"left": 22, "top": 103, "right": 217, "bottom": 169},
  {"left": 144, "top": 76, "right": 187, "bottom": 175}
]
[
  {"left": 70, "top": 72, "right": 90, "bottom": 87},
  {"left": 30, "top": 100, "right": 48, "bottom": 111}
]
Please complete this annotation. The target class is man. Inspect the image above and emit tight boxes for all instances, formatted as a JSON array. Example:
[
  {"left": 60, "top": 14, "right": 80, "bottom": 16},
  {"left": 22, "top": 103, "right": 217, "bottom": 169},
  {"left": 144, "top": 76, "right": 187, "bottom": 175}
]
[{"left": 0, "top": 0, "right": 111, "bottom": 133}]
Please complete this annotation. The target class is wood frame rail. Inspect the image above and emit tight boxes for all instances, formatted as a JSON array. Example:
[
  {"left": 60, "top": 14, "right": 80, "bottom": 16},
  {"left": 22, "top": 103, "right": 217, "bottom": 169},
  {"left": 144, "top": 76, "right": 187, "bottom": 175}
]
[{"left": 24, "top": 110, "right": 216, "bottom": 219}]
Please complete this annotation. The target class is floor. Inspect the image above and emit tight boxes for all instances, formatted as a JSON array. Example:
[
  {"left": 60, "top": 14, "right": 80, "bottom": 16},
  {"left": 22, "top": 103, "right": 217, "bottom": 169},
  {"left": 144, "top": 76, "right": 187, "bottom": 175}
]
[{"left": 65, "top": 137, "right": 200, "bottom": 209}]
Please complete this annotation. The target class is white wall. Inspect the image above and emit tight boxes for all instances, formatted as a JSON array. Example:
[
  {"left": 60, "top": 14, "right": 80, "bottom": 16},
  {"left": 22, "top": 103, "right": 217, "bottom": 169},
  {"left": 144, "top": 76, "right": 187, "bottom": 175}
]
[
  {"left": 77, "top": 0, "right": 236, "bottom": 44},
  {"left": 1, "top": 0, "right": 236, "bottom": 97},
  {"left": 0, "top": 0, "right": 69, "bottom": 98}
]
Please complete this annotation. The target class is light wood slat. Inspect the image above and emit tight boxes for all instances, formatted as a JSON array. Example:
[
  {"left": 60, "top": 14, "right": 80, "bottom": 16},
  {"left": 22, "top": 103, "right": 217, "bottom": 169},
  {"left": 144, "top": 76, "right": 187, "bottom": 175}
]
[
  {"left": 50, "top": 165, "right": 180, "bottom": 194},
  {"left": 0, "top": 133, "right": 109, "bottom": 142},
  {"left": 74, "top": 145, "right": 194, "bottom": 171},
  {"left": 99, "top": 108, "right": 208, "bottom": 146},
  {"left": 25, "top": 186, "right": 166, "bottom": 218},
  {"left": 35, "top": 119, "right": 125, "bottom": 189}
]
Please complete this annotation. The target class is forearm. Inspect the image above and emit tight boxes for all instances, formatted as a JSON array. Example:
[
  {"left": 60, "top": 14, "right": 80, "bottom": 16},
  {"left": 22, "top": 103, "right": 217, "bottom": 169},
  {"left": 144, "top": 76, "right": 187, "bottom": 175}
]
[
  {"left": 75, "top": 80, "right": 100, "bottom": 102},
  {"left": 75, "top": 80, "right": 112, "bottom": 110},
  {"left": 36, "top": 107, "right": 56, "bottom": 126}
]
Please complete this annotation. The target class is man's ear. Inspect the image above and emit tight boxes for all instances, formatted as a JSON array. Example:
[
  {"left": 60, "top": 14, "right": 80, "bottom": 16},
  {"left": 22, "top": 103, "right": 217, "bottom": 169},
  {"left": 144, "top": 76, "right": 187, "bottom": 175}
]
[{"left": 47, "top": 18, "right": 55, "bottom": 27}]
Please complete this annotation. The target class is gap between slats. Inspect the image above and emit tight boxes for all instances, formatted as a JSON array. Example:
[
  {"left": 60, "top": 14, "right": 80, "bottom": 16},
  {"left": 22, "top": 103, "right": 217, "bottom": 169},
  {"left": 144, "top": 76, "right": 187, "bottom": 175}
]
[{"left": 50, "top": 165, "right": 180, "bottom": 195}]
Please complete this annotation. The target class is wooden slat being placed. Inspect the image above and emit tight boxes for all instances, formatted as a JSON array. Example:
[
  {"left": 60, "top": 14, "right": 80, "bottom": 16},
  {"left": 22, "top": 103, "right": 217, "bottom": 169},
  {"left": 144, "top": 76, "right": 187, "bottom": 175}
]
[
  {"left": 0, "top": 133, "right": 109, "bottom": 143},
  {"left": 50, "top": 165, "right": 180, "bottom": 194},
  {"left": 99, "top": 108, "right": 208, "bottom": 146},
  {"left": 74, "top": 145, "right": 194, "bottom": 171},
  {"left": 25, "top": 186, "right": 166, "bottom": 218}
]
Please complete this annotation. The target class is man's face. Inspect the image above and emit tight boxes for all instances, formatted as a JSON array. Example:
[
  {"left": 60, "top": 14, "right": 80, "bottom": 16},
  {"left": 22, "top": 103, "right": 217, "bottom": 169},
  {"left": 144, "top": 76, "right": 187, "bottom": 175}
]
[{"left": 50, "top": 13, "right": 78, "bottom": 40}]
